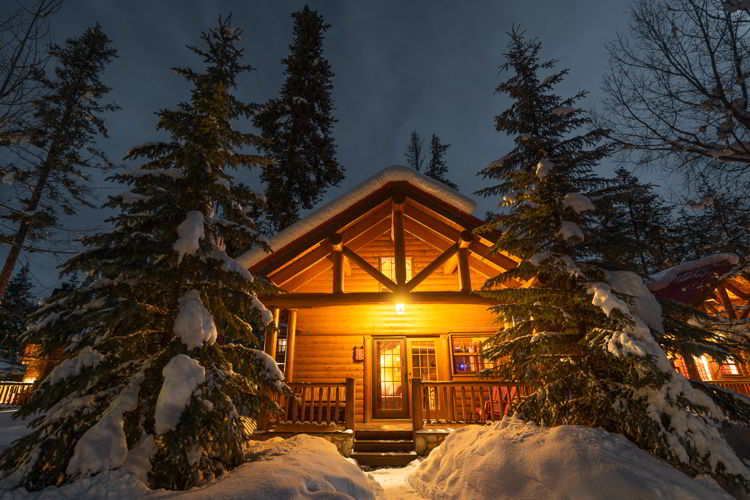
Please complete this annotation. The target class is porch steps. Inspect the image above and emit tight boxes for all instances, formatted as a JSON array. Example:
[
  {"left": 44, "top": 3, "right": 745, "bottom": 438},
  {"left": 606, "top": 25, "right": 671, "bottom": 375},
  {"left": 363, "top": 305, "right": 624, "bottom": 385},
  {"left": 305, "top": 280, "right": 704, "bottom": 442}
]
[{"left": 352, "top": 430, "right": 417, "bottom": 468}]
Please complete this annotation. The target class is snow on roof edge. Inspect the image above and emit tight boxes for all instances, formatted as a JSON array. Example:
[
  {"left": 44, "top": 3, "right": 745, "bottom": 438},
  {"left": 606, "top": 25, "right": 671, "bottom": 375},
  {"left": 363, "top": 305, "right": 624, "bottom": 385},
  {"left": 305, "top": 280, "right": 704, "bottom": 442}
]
[
  {"left": 237, "top": 165, "right": 477, "bottom": 268},
  {"left": 647, "top": 253, "right": 740, "bottom": 292}
]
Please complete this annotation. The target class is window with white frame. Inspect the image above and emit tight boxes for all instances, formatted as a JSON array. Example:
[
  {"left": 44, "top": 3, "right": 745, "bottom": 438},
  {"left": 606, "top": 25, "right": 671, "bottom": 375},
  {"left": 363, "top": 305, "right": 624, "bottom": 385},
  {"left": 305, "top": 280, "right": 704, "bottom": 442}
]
[{"left": 379, "top": 256, "right": 413, "bottom": 288}]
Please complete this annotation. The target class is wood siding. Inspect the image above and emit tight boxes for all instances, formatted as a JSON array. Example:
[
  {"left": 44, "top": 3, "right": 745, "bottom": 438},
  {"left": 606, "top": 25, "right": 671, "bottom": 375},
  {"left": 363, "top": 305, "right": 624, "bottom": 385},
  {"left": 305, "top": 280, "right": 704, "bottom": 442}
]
[
  {"left": 292, "top": 231, "right": 492, "bottom": 294},
  {"left": 293, "top": 335, "right": 366, "bottom": 423}
]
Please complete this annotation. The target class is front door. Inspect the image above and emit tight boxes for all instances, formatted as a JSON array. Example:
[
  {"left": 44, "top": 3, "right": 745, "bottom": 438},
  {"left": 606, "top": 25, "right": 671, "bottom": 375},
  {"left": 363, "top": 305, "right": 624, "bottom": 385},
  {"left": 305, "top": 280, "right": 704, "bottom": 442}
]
[{"left": 373, "top": 338, "right": 409, "bottom": 418}]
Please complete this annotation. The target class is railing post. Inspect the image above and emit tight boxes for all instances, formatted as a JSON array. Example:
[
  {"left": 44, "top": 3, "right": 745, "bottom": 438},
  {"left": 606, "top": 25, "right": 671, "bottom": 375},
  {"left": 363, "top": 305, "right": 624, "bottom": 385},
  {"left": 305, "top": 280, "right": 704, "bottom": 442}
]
[
  {"left": 345, "top": 377, "right": 355, "bottom": 430},
  {"left": 412, "top": 378, "right": 424, "bottom": 431}
]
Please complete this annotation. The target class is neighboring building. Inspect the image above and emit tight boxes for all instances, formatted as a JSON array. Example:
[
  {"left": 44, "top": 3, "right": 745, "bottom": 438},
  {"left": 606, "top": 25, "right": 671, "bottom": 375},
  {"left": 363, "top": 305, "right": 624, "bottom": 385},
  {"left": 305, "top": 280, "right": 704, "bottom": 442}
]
[{"left": 647, "top": 254, "right": 750, "bottom": 386}]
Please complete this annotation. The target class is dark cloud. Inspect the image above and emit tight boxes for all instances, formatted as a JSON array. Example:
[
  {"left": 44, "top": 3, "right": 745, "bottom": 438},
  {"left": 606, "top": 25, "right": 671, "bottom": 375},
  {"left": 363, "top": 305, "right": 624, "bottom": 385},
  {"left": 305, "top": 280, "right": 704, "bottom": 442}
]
[{"left": 2, "top": 0, "right": 632, "bottom": 295}]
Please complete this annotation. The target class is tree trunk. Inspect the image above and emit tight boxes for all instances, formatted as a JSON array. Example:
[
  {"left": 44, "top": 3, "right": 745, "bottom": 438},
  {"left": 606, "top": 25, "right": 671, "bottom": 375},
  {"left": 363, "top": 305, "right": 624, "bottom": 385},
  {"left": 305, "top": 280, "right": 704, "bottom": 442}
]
[{"left": 0, "top": 148, "right": 57, "bottom": 302}]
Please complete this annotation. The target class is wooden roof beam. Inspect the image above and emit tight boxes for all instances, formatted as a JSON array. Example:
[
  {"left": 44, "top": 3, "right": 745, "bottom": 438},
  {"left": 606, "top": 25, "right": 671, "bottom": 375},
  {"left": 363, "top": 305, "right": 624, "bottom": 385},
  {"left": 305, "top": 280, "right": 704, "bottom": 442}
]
[
  {"left": 717, "top": 286, "right": 738, "bottom": 320},
  {"left": 259, "top": 291, "right": 500, "bottom": 308},
  {"left": 341, "top": 245, "right": 398, "bottom": 292},
  {"left": 281, "top": 218, "right": 392, "bottom": 292},
  {"left": 405, "top": 243, "right": 459, "bottom": 292},
  {"left": 392, "top": 192, "right": 407, "bottom": 287}
]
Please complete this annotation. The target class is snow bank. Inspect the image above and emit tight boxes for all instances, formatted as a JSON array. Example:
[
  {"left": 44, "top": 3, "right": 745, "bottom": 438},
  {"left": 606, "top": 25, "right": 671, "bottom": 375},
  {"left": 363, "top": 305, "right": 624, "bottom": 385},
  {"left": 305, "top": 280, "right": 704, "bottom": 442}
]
[
  {"left": 45, "top": 347, "right": 104, "bottom": 385},
  {"left": 409, "top": 419, "right": 732, "bottom": 500},
  {"left": 237, "top": 165, "right": 477, "bottom": 268},
  {"left": 173, "top": 211, "right": 204, "bottom": 264},
  {"left": 154, "top": 355, "right": 205, "bottom": 434},
  {"left": 1, "top": 435, "right": 379, "bottom": 500},
  {"left": 173, "top": 290, "right": 217, "bottom": 350}
]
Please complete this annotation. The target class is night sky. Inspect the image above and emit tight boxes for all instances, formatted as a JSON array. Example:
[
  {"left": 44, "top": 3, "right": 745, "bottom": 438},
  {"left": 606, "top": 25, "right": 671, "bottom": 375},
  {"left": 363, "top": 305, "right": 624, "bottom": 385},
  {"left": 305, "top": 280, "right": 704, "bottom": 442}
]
[{"left": 4, "top": 0, "right": 637, "bottom": 295}]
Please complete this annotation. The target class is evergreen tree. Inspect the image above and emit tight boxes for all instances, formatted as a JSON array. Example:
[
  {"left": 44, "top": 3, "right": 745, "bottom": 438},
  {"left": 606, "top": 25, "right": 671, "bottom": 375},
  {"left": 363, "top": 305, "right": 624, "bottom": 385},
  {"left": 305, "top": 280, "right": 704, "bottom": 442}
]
[
  {"left": 593, "top": 168, "right": 676, "bottom": 276},
  {"left": 404, "top": 129, "right": 424, "bottom": 172},
  {"left": 671, "top": 177, "right": 750, "bottom": 262},
  {"left": 477, "top": 28, "right": 750, "bottom": 495},
  {"left": 254, "top": 5, "right": 343, "bottom": 232},
  {"left": 0, "top": 18, "right": 284, "bottom": 491},
  {"left": 425, "top": 134, "right": 458, "bottom": 190},
  {"left": 0, "top": 263, "right": 35, "bottom": 358},
  {"left": 0, "top": 24, "right": 118, "bottom": 302}
]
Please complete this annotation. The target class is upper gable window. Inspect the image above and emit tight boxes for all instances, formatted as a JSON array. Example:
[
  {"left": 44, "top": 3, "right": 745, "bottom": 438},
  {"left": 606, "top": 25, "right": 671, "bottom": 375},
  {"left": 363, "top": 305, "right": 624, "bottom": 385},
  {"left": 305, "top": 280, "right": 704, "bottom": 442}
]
[{"left": 380, "top": 256, "right": 413, "bottom": 287}]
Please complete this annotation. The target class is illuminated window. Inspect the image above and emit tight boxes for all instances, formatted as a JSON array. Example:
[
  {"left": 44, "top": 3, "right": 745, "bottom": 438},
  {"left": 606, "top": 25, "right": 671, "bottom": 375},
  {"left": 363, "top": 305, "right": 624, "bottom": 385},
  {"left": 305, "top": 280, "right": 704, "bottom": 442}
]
[
  {"left": 694, "top": 355, "right": 713, "bottom": 381},
  {"left": 451, "top": 336, "right": 493, "bottom": 374},
  {"left": 721, "top": 360, "right": 740, "bottom": 376},
  {"left": 380, "top": 256, "right": 413, "bottom": 289}
]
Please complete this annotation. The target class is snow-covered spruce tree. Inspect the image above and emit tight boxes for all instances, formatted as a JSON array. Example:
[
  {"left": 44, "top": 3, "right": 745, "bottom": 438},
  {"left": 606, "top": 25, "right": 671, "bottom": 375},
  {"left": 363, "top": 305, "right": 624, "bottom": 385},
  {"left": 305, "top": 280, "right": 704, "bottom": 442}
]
[
  {"left": 0, "top": 17, "right": 284, "bottom": 491},
  {"left": 593, "top": 168, "right": 676, "bottom": 276},
  {"left": 0, "top": 263, "right": 36, "bottom": 358},
  {"left": 477, "top": 28, "right": 750, "bottom": 495},
  {"left": 0, "top": 24, "right": 118, "bottom": 302},
  {"left": 425, "top": 134, "right": 458, "bottom": 190},
  {"left": 254, "top": 5, "right": 343, "bottom": 232}
]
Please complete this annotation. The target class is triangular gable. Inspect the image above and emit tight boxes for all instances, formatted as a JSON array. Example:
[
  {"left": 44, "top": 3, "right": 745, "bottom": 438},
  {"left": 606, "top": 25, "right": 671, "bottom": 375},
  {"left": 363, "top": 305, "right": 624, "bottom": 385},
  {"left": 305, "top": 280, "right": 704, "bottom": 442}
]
[
  {"left": 239, "top": 165, "right": 520, "bottom": 293},
  {"left": 238, "top": 165, "right": 475, "bottom": 270}
]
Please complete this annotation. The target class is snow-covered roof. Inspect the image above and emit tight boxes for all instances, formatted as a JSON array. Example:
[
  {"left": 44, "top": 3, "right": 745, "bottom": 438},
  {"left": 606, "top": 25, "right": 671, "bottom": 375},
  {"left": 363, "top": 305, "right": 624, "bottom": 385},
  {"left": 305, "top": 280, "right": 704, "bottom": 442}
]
[
  {"left": 647, "top": 253, "right": 740, "bottom": 292},
  {"left": 238, "top": 165, "right": 477, "bottom": 268}
]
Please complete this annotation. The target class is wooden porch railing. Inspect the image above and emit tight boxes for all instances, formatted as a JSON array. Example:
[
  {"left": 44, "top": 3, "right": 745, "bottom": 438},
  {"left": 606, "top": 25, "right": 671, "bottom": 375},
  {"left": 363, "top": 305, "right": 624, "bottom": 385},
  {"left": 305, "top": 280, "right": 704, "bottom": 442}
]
[
  {"left": 265, "top": 378, "right": 355, "bottom": 430},
  {"left": 705, "top": 378, "right": 750, "bottom": 397},
  {"left": 0, "top": 382, "right": 33, "bottom": 406},
  {"left": 411, "top": 379, "right": 530, "bottom": 430}
]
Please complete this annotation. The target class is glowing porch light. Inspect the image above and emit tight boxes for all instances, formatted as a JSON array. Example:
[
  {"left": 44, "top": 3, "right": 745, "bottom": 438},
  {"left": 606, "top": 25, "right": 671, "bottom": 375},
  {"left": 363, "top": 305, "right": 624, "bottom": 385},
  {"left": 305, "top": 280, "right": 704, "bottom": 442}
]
[{"left": 395, "top": 303, "right": 405, "bottom": 314}]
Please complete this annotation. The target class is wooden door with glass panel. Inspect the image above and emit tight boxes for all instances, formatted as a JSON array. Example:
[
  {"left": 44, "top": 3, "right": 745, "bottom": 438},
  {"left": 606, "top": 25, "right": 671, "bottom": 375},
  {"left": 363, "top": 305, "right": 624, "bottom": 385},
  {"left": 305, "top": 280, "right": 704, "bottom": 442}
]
[
  {"left": 373, "top": 338, "right": 409, "bottom": 418},
  {"left": 407, "top": 339, "right": 440, "bottom": 416}
]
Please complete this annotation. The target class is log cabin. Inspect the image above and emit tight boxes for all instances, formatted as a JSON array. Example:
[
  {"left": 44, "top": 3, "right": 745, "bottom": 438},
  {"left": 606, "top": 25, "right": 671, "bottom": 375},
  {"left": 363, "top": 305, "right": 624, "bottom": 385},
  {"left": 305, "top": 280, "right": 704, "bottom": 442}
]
[
  {"left": 237, "top": 166, "right": 526, "bottom": 435},
  {"left": 647, "top": 254, "right": 750, "bottom": 392}
]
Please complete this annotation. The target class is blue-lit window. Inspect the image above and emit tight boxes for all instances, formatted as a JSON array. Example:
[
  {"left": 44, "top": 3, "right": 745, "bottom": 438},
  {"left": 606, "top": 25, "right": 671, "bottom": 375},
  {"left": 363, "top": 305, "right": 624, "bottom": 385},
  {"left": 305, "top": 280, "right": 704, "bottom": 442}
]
[{"left": 452, "top": 336, "right": 492, "bottom": 374}]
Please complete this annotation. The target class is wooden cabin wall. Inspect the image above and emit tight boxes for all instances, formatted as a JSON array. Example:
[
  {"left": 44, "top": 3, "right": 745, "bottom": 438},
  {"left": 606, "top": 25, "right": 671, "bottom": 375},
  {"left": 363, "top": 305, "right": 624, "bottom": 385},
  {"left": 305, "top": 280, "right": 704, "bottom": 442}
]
[
  {"left": 291, "top": 231, "right": 490, "bottom": 294},
  {"left": 293, "top": 334, "right": 366, "bottom": 423},
  {"left": 295, "top": 303, "right": 496, "bottom": 337}
]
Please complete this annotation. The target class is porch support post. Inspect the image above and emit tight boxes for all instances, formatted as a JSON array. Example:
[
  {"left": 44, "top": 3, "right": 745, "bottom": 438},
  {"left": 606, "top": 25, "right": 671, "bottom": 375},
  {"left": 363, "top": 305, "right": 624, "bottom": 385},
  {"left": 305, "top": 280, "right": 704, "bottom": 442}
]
[
  {"left": 457, "top": 230, "right": 473, "bottom": 293},
  {"left": 392, "top": 193, "right": 407, "bottom": 287},
  {"left": 345, "top": 377, "right": 356, "bottom": 430},
  {"left": 264, "top": 307, "right": 280, "bottom": 360},
  {"left": 412, "top": 378, "right": 424, "bottom": 431},
  {"left": 683, "top": 355, "right": 702, "bottom": 380},
  {"left": 286, "top": 309, "right": 298, "bottom": 382}
]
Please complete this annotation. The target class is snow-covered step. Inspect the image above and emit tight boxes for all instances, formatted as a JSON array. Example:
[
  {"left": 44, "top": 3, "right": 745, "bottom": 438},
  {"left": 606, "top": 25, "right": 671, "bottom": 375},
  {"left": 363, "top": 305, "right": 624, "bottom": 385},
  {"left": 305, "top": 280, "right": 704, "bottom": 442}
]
[
  {"left": 351, "top": 451, "right": 418, "bottom": 468},
  {"left": 355, "top": 439, "right": 415, "bottom": 452}
]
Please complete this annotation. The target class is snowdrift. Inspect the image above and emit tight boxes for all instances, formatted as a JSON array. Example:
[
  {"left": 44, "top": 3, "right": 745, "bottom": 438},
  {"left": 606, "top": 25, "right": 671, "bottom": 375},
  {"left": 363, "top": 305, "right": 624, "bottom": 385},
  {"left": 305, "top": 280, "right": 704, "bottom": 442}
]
[
  {"left": 409, "top": 419, "right": 732, "bottom": 500},
  {"left": 1, "top": 434, "right": 378, "bottom": 500}
]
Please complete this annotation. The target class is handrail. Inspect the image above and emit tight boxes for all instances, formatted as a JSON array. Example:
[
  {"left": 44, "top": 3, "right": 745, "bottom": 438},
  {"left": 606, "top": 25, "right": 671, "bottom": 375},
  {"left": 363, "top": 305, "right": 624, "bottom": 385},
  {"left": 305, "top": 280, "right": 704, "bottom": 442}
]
[
  {"left": 703, "top": 378, "right": 750, "bottom": 397},
  {"left": 265, "top": 378, "right": 355, "bottom": 430},
  {"left": 0, "top": 382, "right": 34, "bottom": 406},
  {"left": 412, "top": 378, "right": 530, "bottom": 430}
]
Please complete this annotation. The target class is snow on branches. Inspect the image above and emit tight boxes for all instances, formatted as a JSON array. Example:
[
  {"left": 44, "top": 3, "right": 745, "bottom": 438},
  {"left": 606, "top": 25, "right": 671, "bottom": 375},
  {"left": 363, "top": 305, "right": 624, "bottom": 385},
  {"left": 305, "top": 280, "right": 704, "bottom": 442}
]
[
  {"left": 174, "top": 290, "right": 217, "bottom": 350},
  {"left": 173, "top": 211, "right": 204, "bottom": 264}
]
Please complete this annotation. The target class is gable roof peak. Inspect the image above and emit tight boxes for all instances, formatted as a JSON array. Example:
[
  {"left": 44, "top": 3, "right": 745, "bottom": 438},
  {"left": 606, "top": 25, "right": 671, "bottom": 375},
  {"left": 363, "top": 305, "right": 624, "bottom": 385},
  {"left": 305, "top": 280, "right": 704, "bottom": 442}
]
[{"left": 237, "top": 165, "right": 476, "bottom": 268}]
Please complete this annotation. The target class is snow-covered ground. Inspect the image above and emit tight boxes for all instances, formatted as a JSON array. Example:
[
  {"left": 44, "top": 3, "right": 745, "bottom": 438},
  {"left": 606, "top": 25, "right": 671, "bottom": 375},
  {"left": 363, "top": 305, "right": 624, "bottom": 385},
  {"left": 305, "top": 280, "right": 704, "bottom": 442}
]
[
  {"left": 0, "top": 412, "right": 739, "bottom": 499},
  {"left": 0, "top": 409, "right": 29, "bottom": 452},
  {"left": 410, "top": 419, "right": 733, "bottom": 500}
]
